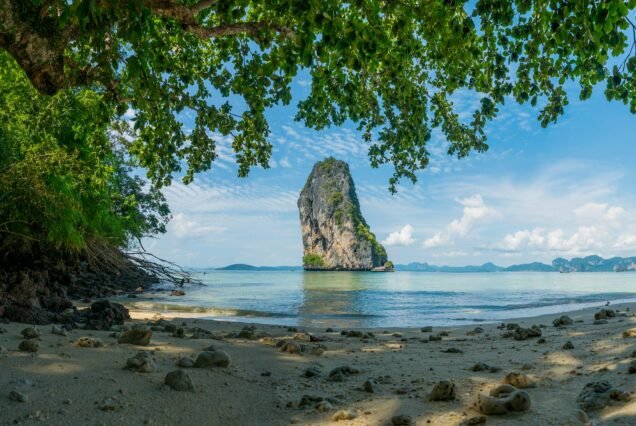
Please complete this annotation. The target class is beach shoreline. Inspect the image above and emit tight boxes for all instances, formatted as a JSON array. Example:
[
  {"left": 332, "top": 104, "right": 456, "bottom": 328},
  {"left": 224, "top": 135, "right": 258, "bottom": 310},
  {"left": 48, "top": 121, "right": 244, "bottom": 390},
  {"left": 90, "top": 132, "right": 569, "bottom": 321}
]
[{"left": 1, "top": 299, "right": 635, "bottom": 425}]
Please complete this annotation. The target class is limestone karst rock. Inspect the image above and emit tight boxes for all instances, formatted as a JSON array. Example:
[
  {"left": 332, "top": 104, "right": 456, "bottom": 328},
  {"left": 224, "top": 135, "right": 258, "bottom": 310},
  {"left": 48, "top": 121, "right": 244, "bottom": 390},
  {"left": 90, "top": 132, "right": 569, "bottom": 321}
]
[{"left": 298, "top": 158, "right": 388, "bottom": 270}]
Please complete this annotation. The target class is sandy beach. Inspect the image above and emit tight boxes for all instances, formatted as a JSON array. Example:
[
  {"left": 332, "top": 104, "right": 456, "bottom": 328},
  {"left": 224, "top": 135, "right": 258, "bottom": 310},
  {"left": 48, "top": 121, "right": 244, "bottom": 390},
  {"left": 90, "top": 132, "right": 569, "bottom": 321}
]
[{"left": 1, "top": 302, "right": 635, "bottom": 426}]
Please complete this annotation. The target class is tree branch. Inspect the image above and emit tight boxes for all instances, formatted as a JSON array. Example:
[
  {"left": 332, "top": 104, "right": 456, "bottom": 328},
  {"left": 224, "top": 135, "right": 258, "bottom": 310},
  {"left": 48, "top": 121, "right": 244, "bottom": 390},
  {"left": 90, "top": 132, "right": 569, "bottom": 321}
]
[{"left": 191, "top": 0, "right": 217, "bottom": 15}]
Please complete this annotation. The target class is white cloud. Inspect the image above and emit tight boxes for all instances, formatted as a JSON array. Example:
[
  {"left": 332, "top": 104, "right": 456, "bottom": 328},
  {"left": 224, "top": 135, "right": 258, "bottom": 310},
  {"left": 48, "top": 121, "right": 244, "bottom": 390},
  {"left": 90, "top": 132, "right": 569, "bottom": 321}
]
[
  {"left": 495, "top": 226, "right": 604, "bottom": 256},
  {"left": 574, "top": 202, "right": 624, "bottom": 221},
  {"left": 169, "top": 213, "right": 226, "bottom": 239},
  {"left": 424, "top": 195, "right": 498, "bottom": 248},
  {"left": 382, "top": 224, "right": 415, "bottom": 246},
  {"left": 279, "top": 157, "right": 291, "bottom": 168}
]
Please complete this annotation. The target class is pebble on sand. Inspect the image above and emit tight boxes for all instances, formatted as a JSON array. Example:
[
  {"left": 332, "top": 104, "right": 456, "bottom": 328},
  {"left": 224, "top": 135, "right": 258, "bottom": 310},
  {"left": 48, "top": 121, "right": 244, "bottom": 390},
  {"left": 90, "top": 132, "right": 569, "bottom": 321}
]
[
  {"left": 77, "top": 337, "right": 104, "bottom": 348},
  {"left": 18, "top": 340, "right": 38, "bottom": 352},
  {"left": 331, "top": 410, "right": 357, "bottom": 421},
  {"left": 429, "top": 380, "right": 456, "bottom": 401},
  {"left": 118, "top": 327, "right": 152, "bottom": 346},
  {"left": 473, "top": 384, "right": 531, "bottom": 415},
  {"left": 164, "top": 370, "right": 194, "bottom": 392},
  {"left": 194, "top": 350, "right": 231, "bottom": 368},
  {"left": 20, "top": 327, "right": 40, "bottom": 339}
]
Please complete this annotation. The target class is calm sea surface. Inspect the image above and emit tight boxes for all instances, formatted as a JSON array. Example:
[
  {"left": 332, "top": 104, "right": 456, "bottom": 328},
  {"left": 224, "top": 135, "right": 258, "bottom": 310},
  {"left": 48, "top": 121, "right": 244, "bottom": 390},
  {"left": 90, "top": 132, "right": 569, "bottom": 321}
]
[{"left": 125, "top": 271, "right": 636, "bottom": 328}]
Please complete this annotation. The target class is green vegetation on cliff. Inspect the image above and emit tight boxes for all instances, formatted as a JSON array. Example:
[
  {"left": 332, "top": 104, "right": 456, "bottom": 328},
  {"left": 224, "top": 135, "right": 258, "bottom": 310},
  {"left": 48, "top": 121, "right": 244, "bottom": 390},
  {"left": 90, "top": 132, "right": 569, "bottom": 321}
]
[{"left": 303, "top": 253, "right": 326, "bottom": 268}]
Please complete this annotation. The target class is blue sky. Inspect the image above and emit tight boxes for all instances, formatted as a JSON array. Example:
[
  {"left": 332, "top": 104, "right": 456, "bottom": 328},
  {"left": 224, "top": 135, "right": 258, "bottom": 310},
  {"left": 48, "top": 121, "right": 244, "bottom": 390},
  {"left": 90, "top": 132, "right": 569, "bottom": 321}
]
[{"left": 143, "top": 77, "right": 636, "bottom": 268}]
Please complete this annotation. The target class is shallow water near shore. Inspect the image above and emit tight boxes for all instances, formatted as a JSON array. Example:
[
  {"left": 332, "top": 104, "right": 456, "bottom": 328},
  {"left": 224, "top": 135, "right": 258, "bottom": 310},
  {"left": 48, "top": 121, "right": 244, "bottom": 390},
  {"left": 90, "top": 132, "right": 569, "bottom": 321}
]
[{"left": 125, "top": 271, "right": 636, "bottom": 328}]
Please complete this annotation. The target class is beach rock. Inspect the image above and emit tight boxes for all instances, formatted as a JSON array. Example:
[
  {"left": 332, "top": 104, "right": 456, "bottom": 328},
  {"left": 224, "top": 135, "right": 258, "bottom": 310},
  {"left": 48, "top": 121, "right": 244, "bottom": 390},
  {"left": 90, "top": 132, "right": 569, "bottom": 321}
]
[
  {"left": 194, "top": 350, "right": 231, "bottom": 368},
  {"left": 76, "top": 337, "right": 103, "bottom": 348},
  {"left": 391, "top": 415, "right": 413, "bottom": 425},
  {"left": 442, "top": 347, "right": 463, "bottom": 354},
  {"left": 467, "top": 327, "right": 484, "bottom": 336},
  {"left": 429, "top": 380, "right": 456, "bottom": 401},
  {"left": 118, "top": 327, "right": 152, "bottom": 346},
  {"left": 328, "top": 366, "right": 359, "bottom": 382},
  {"left": 563, "top": 341, "right": 575, "bottom": 350},
  {"left": 622, "top": 328, "right": 636, "bottom": 338},
  {"left": 298, "top": 158, "right": 388, "bottom": 271},
  {"left": 553, "top": 315, "right": 573, "bottom": 327},
  {"left": 125, "top": 351, "right": 156, "bottom": 373},
  {"left": 173, "top": 327, "right": 186, "bottom": 338},
  {"left": 470, "top": 362, "right": 491, "bottom": 372},
  {"left": 170, "top": 290, "right": 185, "bottom": 296},
  {"left": 506, "top": 323, "right": 519, "bottom": 330},
  {"left": 316, "top": 400, "right": 334, "bottom": 412},
  {"left": 279, "top": 341, "right": 303, "bottom": 354},
  {"left": 98, "top": 397, "right": 123, "bottom": 411},
  {"left": 304, "top": 367, "right": 322, "bottom": 378},
  {"left": 331, "top": 410, "right": 357, "bottom": 421},
  {"left": 464, "top": 415, "right": 487, "bottom": 425},
  {"left": 474, "top": 384, "right": 531, "bottom": 415},
  {"left": 346, "top": 330, "right": 364, "bottom": 338},
  {"left": 18, "top": 340, "right": 38, "bottom": 352},
  {"left": 628, "top": 360, "right": 636, "bottom": 374},
  {"left": 8, "top": 390, "right": 28, "bottom": 403},
  {"left": 298, "top": 395, "right": 324, "bottom": 408},
  {"left": 21, "top": 327, "right": 40, "bottom": 339},
  {"left": 537, "top": 337, "right": 547, "bottom": 344},
  {"left": 576, "top": 381, "right": 613, "bottom": 411},
  {"left": 429, "top": 335, "right": 442, "bottom": 342},
  {"left": 594, "top": 309, "right": 616, "bottom": 320},
  {"left": 237, "top": 329, "right": 256, "bottom": 340},
  {"left": 513, "top": 325, "right": 542, "bottom": 340},
  {"left": 164, "top": 370, "right": 194, "bottom": 392},
  {"left": 363, "top": 379, "right": 376, "bottom": 393},
  {"left": 502, "top": 372, "right": 536, "bottom": 388},
  {"left": 421, "top": 326, "right": 433, "bottom": 333},
  {"left": 177, "top": 357, "right": 195, "bottom": 368},
  {"left": 51, "top": 325, "right": 68, "bottom": 336},
  {"left": 163, "top": 324, "right": 177, "bottom": 333},
  {"left": 83, "top": 300, "right": 130, "bottom": 330}
]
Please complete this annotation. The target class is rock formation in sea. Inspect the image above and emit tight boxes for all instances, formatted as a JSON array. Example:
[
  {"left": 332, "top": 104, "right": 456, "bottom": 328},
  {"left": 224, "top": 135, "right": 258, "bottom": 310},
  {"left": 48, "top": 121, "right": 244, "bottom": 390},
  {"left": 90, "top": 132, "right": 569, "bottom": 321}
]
[{"left": 298, "top": 157, "right": 388, "bottom": 270}]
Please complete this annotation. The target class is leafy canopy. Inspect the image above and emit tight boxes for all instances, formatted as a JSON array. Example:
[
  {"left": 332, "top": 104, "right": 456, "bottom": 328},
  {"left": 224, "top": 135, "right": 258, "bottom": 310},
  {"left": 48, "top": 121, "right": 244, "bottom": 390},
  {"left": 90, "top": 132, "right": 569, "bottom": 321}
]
[
  {"left": 0, "top": 51, "right": 169, "bottom": 253},
  {"left": 1, "top": 0, "right": 635, "bottom": 191}
]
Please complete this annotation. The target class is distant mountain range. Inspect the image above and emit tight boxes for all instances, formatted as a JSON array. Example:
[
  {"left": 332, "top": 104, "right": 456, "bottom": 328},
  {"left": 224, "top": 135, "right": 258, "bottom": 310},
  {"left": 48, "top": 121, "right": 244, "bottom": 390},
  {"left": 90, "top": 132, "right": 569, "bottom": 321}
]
[{"left": 214, "top": 256, "right": 636, "bottom": 272}]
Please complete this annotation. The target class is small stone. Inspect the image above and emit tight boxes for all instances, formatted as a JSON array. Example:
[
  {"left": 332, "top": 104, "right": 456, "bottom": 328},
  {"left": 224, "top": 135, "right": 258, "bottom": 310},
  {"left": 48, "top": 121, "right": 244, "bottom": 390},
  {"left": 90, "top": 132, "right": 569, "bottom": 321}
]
[
  {"left": 622, "top": 328, "right": 636, "bottom": 338},
  {"left": 18, "top": 340, "right": 38, "bottom": 352},
  {"left": 429, "top": 335, "right": 442, "bottom": 342},
  {"left": 51, "top": 325, "right": 68, "bottom": 336},
  {"left": 474, "top": 384, "right": 531, "bottom": 414},
  {"left": 125, "top": 351, "right": 156, "bottom": 373},
  {"left": 563, "top": 341, "right": 574, "bottom": 350},
  {"left": 77, "top": 337, "right": 103, "bottom": 348},
  {"left": 594, "top": 309, "right": 616, "bottom": 320},
  {"left": 279, "top": 341, "right": 302, "bottom": 354},
  {"left": 172, "top": 327, "right": 186, "bottom": 338},
  {"left": 332, "top": 410, "right": 357, "bottom": 421},
  {"left": 304, "top": 367, "right": 321, "bottom": 378},
  {"left": 513, "top": 325, "right": 542, "bottom": 340},
  {"left": 465, "top": 415, "right": 487, "bottom": 425},
  {"left": 177, "top": 357, "right": 195, "bottom": 368},
  {"left": 194, "top": 350, "right": 231, "bottom": 368},
  {"left": 553, "top": 315, "right": 573, "bottom": 327},
  {"left": 118, "top": 327, "right": 152, "bottom": 346},
  {"left": 537, "top": 337, "right": 546, "bottom": 344},
  {"left": 316, "top": 400, "right": 334, "bottom": 412},
  {"left": 328, "top": 366, "right": 359, "bottom": 382},
  {"left": 628, "top": 360, "right": 636, "bottom": 374},
  {"left": 164, "top": 370, "right": 194, "bottom": 392},
  {"left": 442, "top": 347, "right": 463, "bottom": 354},
  {"left": 163, "top": 324, "right": 177, "bottom": 333},
  {"left": 347, "top": 330, "right": 364, "bottom": 338},
  {"left": 577, "top": 381, "right": 613, "bottom": 411},
  {"left": 429, "top": 380, "right": 456, "bottom": 401},
  {"left": 391, "top": 415, "right": 413, "bottom": 425},
  {"left": 467, "top": 327, "right": 484, "bottom": 336},
  {"left": 325, "top": 328, "right": 334, "bottom": 332},
  {"left": 502, "top": 372, "right": 536, "bottom": 388},
  {"left": 470, "top": 362, "right": 490, "bottom": 372},
  {"left": 421, "top": 326, "right": 433, "bottom": 333},
  {"left": 21, "top": 327, "right": 40, "bottom": 339},
  {"left": 8, "top": 390, "right": 27, "bottom": 403},
  {"left": 363, "top": 379, "right": 375, "bottom": 393}
]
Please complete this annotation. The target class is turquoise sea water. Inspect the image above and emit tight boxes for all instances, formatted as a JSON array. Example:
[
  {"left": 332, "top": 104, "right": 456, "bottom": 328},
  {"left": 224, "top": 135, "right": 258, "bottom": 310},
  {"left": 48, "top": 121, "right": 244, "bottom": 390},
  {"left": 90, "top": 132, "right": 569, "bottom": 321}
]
[{"left": 125, "top": 271, "right": 636, "bottom": 328}]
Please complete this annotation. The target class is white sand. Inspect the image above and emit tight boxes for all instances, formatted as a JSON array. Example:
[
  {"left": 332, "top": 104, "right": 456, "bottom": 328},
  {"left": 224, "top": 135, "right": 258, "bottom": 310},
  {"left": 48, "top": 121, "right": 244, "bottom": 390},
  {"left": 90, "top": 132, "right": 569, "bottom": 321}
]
[{"left": 1, "top": 301, "right": 635, "bottom": 425}]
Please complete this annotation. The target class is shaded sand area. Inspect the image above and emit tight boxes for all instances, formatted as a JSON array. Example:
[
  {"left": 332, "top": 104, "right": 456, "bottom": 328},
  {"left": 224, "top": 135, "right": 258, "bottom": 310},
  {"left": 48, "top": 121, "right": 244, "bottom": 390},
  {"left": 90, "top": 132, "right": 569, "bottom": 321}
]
[{"left": 1, "top": 303, "right": 636, "bottom": 425}]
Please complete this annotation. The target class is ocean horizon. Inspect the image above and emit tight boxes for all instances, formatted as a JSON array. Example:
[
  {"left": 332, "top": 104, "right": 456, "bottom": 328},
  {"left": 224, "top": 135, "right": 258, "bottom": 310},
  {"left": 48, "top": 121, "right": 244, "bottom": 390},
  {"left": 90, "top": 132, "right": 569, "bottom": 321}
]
[{"left": 125, "top": 271, "right": 636, "bottom": 328}]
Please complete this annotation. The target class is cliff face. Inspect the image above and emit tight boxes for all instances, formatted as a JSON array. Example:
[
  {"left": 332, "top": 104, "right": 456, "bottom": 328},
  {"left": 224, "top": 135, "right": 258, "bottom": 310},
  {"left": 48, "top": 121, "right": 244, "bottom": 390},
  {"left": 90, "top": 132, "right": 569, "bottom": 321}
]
[{"left": 298, "top": 158, "right": 388, "bottom": 271}]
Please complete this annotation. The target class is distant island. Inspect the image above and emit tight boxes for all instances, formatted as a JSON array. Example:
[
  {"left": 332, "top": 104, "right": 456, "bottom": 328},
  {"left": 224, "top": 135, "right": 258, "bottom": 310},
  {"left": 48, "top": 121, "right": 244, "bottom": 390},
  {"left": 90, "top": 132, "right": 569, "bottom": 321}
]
[{"left": 215, "top": 255, "right": 636, "bottom": 272}]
